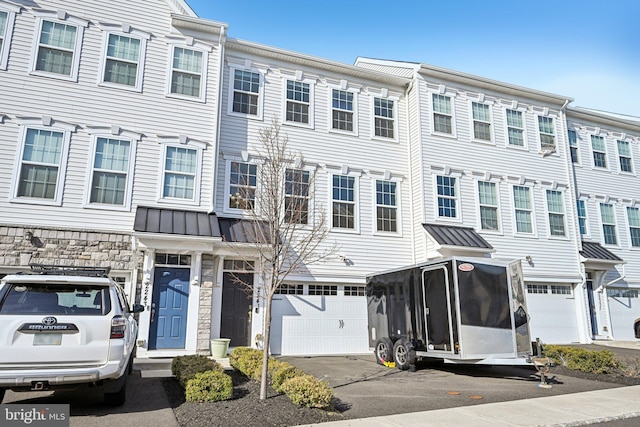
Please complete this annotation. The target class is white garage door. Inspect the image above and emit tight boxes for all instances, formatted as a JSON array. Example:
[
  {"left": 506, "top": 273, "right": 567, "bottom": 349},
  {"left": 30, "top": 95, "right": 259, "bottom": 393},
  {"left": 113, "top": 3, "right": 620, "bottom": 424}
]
[
  {"left": 607, "top": 288, "right": 640, "bottom": 340},
  {"left": 270, "top": 284, "right": 370, "bottom": 355},
  {"left": 525, "top": 284, "right": 580, "bottom": 344}
]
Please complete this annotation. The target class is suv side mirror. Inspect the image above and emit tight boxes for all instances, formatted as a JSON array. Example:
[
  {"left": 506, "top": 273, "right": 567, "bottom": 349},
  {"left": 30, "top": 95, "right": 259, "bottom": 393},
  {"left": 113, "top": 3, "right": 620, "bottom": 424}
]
[{"left": 132, "top": 304, "right": 145, "bottom": 313}]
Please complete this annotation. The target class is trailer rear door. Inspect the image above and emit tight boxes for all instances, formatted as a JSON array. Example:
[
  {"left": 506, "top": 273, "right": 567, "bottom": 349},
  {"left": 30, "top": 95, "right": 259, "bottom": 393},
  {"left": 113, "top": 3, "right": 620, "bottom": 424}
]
[{"left": 421, "top": 264, "right": 456, "bottom": 353}]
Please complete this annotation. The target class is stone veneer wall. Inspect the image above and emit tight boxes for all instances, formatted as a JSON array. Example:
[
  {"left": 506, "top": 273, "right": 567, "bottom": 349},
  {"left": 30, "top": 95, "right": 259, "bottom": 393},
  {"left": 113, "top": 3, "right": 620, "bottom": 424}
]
[
  {"left": 0, "top": 225, "right": 134, "bottom": 271},
  {"left": 197, "top": 254, "right": 215, "bottom": 354}
]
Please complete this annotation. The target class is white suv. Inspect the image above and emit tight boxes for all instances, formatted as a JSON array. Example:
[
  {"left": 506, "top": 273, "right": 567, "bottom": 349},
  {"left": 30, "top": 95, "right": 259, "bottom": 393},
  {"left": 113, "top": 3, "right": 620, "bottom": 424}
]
[{"left": 0, "top": 265, "right": 143, "bottom": 406}]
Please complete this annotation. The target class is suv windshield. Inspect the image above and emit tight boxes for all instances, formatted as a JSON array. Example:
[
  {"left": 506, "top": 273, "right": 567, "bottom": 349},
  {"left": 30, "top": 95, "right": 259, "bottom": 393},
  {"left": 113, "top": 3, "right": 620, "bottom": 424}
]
[{"left": 0, "top": 284, "right": 111, "bottom": 315}]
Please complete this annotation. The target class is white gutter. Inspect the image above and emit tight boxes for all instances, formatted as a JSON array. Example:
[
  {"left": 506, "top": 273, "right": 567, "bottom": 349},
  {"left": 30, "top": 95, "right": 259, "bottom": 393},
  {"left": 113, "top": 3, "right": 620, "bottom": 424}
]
[{"left": 209, "top": 26, "right": 226, "bottom": 214}]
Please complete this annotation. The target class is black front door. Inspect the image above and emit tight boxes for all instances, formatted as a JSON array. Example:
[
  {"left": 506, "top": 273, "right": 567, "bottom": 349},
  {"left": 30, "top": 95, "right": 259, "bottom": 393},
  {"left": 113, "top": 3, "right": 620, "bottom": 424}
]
[{"left": 220, "top": 272, "right": 253, "bottom": 346}]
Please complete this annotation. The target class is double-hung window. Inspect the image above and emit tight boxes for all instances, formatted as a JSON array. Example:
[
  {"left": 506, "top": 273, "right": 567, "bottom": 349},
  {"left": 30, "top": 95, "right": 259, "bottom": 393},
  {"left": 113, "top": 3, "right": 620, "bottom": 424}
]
[
  {"left": 100, "top": 27, "right": 149, "bottom": 91},
  {"left": 232, "top": 69, "right": 261, "bottom": 116},
  {"left": 432, "top": 94, "right": 452, "bottom": 134},
  {"left": 568, "top": 130, "right": 579, "bottom": 163},
  {"left": 228, "top": 161, "right": 257, "bottom": 210},
  {"left": 376, "top": 180, "right": 397, "bottom": 232},
  {"left": 89, "top": 137, "right": 131, "bottom": 206},
  {"left": 591, "top": 135, "right": 607, "bottom": 168},
  {"left": 627, "top": 207, "right": 640, "bottom": 247},
  {"left": 513, "top": 186, "right": 533, "bottom": 234},
  {"left": 600, "top": 203, "right": 617, "bottom": 245},
  {"left": 285, "top": 169, "right": 309, "bottom": 224},
  {"left": 478, "top": 181, "right": 498, "bottom": 230},
  {"left": 162, "top": 146, "right": 198, "bottom": 200},
  {"left": 374, "top": 98, "right": 395, "bottom": 139},
  {"left": 285, "top": 80, "right": 311, "bottom": 125},
  {"left": 577, "top": 200, "right": 588, "bottom": 236},
  {"left": 169, "top": 46, "right": 205, "bottom": 99},
  {"left": 538, "top": 116, "right": 556, "bottom": 151},
  {"left": 506, "top": 109, "right": 524, "bottom": 147},
  {"left": 332, "top": 175, "right": 356, "bottom": 229},
  {"left": 436, "top": 176, "right": 457, "bottom": 218},
  {"left": 617, "top": 140, "right": 633, "bottom": 173},
  {"left": 546, "top": 190, "right": 566, "bottom": 236},
  {"left": 331, "top": 89, "right": 354, "bottom": 132},
  {"left": 0, "top": 4, "right": 18, "bottom": 70},
  {"left": 472, "top": 102, "right": 492, "bottom": 141}
]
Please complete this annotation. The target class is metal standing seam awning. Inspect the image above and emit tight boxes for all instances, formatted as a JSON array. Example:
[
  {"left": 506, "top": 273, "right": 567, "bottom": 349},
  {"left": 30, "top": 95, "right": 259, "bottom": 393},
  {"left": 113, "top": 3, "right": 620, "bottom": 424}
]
[
  {"left": 579, "top": 241, "right": 625, "bottom": 267},
  {"left": 422, "top": 223, "right": 494, "bottom": 254}
]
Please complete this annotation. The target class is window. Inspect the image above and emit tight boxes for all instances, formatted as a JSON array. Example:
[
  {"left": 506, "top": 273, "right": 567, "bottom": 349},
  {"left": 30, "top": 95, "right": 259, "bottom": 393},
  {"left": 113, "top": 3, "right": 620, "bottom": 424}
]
[
  {"left": 285, "top": 169, "right": 309, "bottom": 224},
  {"left": 568, "top": 130, "right": 579, "bottom": 163},
  {"left": 331, "top": 89, "right": 354, "bottom": 132},
  {"left": 332, "top": 174, "right": 356, "bottom": 229},
  {"left": 223, "top": 259, "right": 254, "bottom": 271},
  {"left": 101, "top": 30, "right": 147, "bottom": 90},
  {"left": 15, "top": 128, "right": 66, "bottom": 201},
  {"left": 89, "top": 137, "right": 131, "bottom": 205},
  {"left": 607, "top": 288, "right": 639, "bottom": 298},
  {"left": 506, "top": 109, "right": 524, "bottom": 146},
  {"left": 591, "top": 135, "right": 607, "bottom": 168},
  {"left": 526, "top": 284, "right": 548, "bottom": 294},
  {"left": 432, "top": 94, "right": 452, "bottom": 134},
  {"left": 308, "top": 285, "right": 337, "bottom": 296},
  {"left": 551, "top": 285, "right": 571, "bottom": 295},
  {"left": 600, "top": 203, "right": 617, "bottom": 245},
  {"left": 156, "top": 253, "right": 191, "bottom": 265},
  {"left": 344, "top": 286, "right": 365, "bottom": 296},
  {"left": 513, "top": 186, "right": 533, "bottom": 234},
  {"left": 617, "top": 140, "right": 633, "bottom": 173},
  {"left": 231, "top": 69, "right": 260, "bottom": 115},
  {"left": 577, "top": 200, "right": 588, "bottom": 236},
  {"left": 436, "top": 175, "right": 457, "bottom": 218},
  {"left": 0, "top": 11, "right": 7, "bottom": 66},
  {"left": 170, "top": 46, "right": 204, "bottom": 99},
  {"left": 376, "top": 180, "right": 397, "bottom": 232},
  {"left": 285, "top": 80, "right": 310, "bottom": 124},
  {"left": 626, "top": 207, "right": 640, "bottom": 247},
  {"left": 374, "top": 98, "right": 394, "bottom": 139},
  {"left": 276, "top": 284, "right": 303, "bottom": 295},
  {"left": 478, "top": 181, "right": 498, "bottom": 230},
  {"left": 162, "top": 146, "right": 197, "bottom": 200},
  {"left": 538, "top": 116, "right": 556, "bottom": 150},
  {"left": 229, "top": 161, "right": 257, "bottom": 210},
  {"left": 0, "top": 3, "right": 18, "bottom": 70},
  {"left": 546, "top": 190, "right": 566, "bottom": 236},
  {"left": 472, "top": 102, "right": 491, "bottom": 141},
  {"left": 34, "top": 21, "right": 77, "bottom": 76}
]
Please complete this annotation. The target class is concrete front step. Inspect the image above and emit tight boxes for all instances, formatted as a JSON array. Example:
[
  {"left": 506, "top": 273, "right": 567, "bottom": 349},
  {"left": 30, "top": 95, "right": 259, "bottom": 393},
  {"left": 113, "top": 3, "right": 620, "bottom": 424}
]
[{"left": 133, "top": 357, "right": 232, "bottom": 378}]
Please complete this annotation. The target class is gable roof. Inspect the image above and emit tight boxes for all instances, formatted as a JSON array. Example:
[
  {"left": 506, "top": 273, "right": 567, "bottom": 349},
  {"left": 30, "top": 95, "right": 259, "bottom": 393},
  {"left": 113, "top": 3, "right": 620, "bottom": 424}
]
[{"left": 165, "top": 0, "right": 197, "bottom": 17}]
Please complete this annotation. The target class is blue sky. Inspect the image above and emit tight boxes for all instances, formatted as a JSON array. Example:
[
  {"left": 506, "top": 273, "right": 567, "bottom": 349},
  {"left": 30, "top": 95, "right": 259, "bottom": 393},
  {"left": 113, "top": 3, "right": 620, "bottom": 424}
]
[{"left": 186, "top": 1, "right": 640, "bottom": 118}]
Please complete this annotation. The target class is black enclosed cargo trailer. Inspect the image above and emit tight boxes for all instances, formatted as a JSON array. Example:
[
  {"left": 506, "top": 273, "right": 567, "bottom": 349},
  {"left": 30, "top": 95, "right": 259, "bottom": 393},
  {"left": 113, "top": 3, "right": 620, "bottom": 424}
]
[{"left": 366, "top": 257, "right": 533, "bottom": 371}]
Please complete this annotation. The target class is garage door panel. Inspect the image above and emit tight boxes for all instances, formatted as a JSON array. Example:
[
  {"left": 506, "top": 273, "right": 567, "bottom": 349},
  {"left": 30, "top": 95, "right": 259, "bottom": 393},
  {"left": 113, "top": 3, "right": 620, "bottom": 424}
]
[
  {"left": 608, "top": 295, "right": 639, "bottom": 340},
  {"left": 526, "top": 291, "right": 579, "bottom": 344}
]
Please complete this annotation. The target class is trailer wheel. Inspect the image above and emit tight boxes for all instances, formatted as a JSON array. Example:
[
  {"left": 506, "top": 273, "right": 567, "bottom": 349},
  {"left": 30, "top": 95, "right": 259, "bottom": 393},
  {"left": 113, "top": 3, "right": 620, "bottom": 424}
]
[
  {"left": 393, "top": 339, "right": 416, "bottom": 371},
  {"left": 374, "top": 338, "right": 394, "bottom": 365}
]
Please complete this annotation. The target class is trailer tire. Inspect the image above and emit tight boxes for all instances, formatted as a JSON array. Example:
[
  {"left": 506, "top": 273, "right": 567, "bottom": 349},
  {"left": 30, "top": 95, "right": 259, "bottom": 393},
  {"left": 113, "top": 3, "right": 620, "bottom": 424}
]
[
  {"left": 374, "top": 337, "right": 394, "bottom": 365},
  {"left": 393, "top": 339, "right": 416, "bottom": 371}
]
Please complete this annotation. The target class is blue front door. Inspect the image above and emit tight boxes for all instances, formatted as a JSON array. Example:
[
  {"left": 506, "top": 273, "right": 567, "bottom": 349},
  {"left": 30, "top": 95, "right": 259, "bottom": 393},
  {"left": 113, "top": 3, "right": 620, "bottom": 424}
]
[{"left": 149, "top": 267, "right": 190, "bottom": 349}]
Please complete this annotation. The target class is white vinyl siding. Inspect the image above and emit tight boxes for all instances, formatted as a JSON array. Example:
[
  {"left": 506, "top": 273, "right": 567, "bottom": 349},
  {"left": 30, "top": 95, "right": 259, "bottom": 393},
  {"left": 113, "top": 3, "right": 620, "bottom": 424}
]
[
  {"left": 600, "top": 203, "right": 617, "bottom": 245},
  {"left": 88, "top": 137, "right": 131, "bottom": 206},
  {"left": 374, "top": 97, "right": 395, "bottom": 139},
  {"left": 436, "top": 175, "right": 457, "bottom": 219},
  {"left": 331, "top": 89, "right": 355, "bottom": 133},
  {"left": 231, "top": 69, "right": 261, "bottom": 117},
  {"left": 169, "top": 46, "right": 204, "bottom": 99},
  {"left": 617, "top": 140, "right": 633, "bottom": 173},
  {"left": 228, "top": 161, "right": 257, "bottom": 210},
  {"left": 538, "top": 116, "right": 556, "bottom": 151},
  {"left": 626, "top": 207, "right": 640, "bottom": 248},
  {"left": 162, "top": 146, "right": 198, "bottom": 201},
  {"left": 546, "top": 190, "right": 566, "bottom": 236},
  {"left": 591, "top": 135, "right": 607, "bottom": 169},
  {"left": 472, "top": 102, "right": 491, "bottom": 141},
  {"left": 478, "top": 181, "right": 498, "bottom": 230},
  {"left": 285, "top": 80, "right": 311, "bottom": 125},
  {"left": 506, "top": 109, "right": 524, "bottom": 147},
  {"left": 513, "top": 185, "right": 533, "bottom": 234},
  {"left": 376, "top": 180, "right": 397, "bottom": 232},
  {"left": 332, "top": 174, "right": 356, "bottom": 230},
  {"left": 432, "top": 94, "right": 452, "bottom": 134}
]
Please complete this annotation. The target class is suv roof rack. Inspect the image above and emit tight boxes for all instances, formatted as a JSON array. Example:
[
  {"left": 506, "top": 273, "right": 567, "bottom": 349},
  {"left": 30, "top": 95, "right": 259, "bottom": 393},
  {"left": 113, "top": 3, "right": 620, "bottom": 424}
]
[{"left": 29, "top": 264, "right": 112, "bottom": 277}]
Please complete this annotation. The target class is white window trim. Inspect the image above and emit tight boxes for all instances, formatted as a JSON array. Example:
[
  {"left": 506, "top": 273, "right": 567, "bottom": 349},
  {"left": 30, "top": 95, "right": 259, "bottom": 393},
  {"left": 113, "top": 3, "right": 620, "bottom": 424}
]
[
  {"left": 625, "top": 205, "right": 640, "bottom": 250},
  {"left": 576, "top": 198, "right": 590, "bottom": 239},
  {"left": 164, "top": 36, "right": 211, "bottom": 103},
  {"left": 327, "top": 83, "right": 359, "bottom": 136},
  {"left": 370, "top": 95, "right": 399, "bottom": 142},
  {"left": 567, "top": 129, "right": 581, "bottom": 165},
  {"left": 329, "top": 171, "right": 360, "bottom": 234},
  {"left": 28, "top": 10, "right": 89, "bottom": 82},
  {"left": 475, "top": 180, "right": 502, "bottom": 234},
  {"left": 616, "top": 139, "right": 635, "bottom": 175},
  {"left": 226, "top": 65, "right": 265, "bottom": 120},
  {"left": 156, "top": 136, "right": 205, "bottom": 205},
  {"left": 0, "top": 2, "right": 20, "bottom": 71},
  {"left": 544, "top": 189, "right": 568, "bottom": 239},
  {"left": 590, "top": 134, "right": 609, "bottom": 170},
  {"left": 599, "top": 202, "right": 619, "bottom": 247},
  {"left": 433, "top": 173, "right": 462, "bottom": 222},
  {"left": 83, "top": 126, "right": 141, "bottom": 211},
  {"left": 470, "top": 101, "right": 494, "bottom": 144},
  {"left": 281, "top": 75, "right": 315, "bottom": 129},
  {"left": 430, "top": 92, "right": 457, "bottom": 138},
  {"left": 537, "top": 114, "right": 557, "bottom": 153},
  {"left": 97, "top": 23, "right": 150, "bottom": 92},
  {"left": 223, "top": 158, "right": 259, "bottom": 215},
  {"left": 510, "top": 184, "right": 537, "bottom": 238},
  {"left": 372, "top": 175, "right": 402, "bottom": 237},
  {"left": 504, "top": 107, "right": 528, "bottom": 149},
  {"left": 10, "top": 117, "right": 77, "bottom": 206},
  {"left": 283, "top": 165, "right": 317, "bottom": 227}
]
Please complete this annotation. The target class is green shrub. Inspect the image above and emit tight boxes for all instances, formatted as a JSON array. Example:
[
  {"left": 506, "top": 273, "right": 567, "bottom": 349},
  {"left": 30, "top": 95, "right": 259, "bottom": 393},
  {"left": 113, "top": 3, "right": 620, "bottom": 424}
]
[
  {"left": 271, "top": 363, "right": 305, "bottom": 392},
  {"left": 229, "top": 347, "right": 263, "bottom": 380},
  {"left": 280, "top": 374, "right": 333, "bottom": 409},
  {"left": 543, "top": 345, "right": 619, "bottom": 374},
  {"left": 171, "top": 355, "right": 222, "bottom": 388},
  {"left": 185, "top": 370, "right": 233, "bottom": 402}
]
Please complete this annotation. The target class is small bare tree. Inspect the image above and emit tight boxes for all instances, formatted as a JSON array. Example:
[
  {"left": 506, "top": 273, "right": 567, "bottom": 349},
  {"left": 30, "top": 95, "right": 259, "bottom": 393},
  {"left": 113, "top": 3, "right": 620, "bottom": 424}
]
[{"left": 230, "top": 118, "right": 338, "bottom": 400}]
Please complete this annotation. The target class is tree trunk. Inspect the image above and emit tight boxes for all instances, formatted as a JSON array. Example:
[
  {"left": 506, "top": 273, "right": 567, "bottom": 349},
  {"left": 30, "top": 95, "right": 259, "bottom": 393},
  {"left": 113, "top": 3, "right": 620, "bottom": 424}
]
[{"left": 259, "top": 293, "right": 273, "bottom": 400}]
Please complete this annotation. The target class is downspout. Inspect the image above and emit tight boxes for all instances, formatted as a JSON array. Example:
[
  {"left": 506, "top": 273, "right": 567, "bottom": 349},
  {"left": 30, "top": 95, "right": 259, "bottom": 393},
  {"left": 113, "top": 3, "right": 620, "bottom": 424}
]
[
  {"left": 209, "top": 26, "right": 227, "bottom": 214},
  {"left": 405, "top": 78, "right": 418, "bottom": 265}
]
